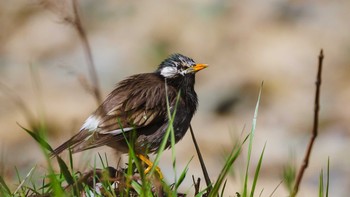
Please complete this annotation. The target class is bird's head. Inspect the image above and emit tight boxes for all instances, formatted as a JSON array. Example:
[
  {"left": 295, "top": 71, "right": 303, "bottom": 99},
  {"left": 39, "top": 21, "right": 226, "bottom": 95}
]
[{"left": 156, "top": 54, "right": 208, "bottom": 79}]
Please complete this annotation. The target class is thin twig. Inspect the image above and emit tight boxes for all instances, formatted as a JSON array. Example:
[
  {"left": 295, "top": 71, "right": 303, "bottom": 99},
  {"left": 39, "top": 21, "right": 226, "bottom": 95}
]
[
  {"left": 269, "top": 180, "right": 283, "bottom": 197},
  {"left": 292, "top": 49, "right": 324, "bottom": 196},
  {"left": 71, "top": 0, "right": 102, "bottom": 104},
  {"left": 192, "top": 175, "right": 201, "bottom": 195},
  {"left": 39, "top": 0, "right": 102, "bottom": 104},
  {"left": 189, "top": 125, "right": 212, "bottom": 193}
]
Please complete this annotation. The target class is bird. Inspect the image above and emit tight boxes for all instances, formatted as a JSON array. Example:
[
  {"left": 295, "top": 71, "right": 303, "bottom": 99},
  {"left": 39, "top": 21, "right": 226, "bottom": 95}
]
[{"left": 51, "top": 53, "right": 207, "bottom": 178}]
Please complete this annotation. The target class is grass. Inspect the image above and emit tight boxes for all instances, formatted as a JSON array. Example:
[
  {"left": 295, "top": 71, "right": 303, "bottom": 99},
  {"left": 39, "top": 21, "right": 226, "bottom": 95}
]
[
  {"left": 0, "top": 5, "right": 329, "bottom": 193},
  {"left": 0, "top": 0, "right": 331, "bottom": 194},
  {"left": 0, "top": 86, "right": 257, "bottom": 197},
  {"left": 0, "top": 82, "right": 331, "bottom": 196},
  {"left": 0, "top": 1, "right": 330, "bottom": 195}
]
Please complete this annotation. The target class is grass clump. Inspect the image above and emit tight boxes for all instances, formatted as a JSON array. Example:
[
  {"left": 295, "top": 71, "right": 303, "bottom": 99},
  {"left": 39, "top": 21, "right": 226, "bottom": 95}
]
[
  {"left": 0, "top": 63, "right": 331, "bottom": 196},
  {"left": 0, "top": 84, "right": 265, "bottom": 197}
]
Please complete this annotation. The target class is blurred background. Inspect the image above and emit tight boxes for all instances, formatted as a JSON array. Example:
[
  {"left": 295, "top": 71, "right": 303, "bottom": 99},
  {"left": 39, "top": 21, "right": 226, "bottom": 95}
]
[{"left": 1, "top": 0, "right": 350, "bottom": 196}]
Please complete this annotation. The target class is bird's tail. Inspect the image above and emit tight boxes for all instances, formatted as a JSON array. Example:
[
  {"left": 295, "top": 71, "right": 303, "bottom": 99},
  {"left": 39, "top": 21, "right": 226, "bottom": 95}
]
[{"left": 49, "top": 131, "right": 91, "bottom": 158}]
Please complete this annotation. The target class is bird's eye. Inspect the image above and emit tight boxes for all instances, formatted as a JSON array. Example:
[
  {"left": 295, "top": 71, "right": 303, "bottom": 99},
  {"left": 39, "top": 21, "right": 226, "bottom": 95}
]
[{"left": 180, "top": 62, "right": 191, "bottom": 69}]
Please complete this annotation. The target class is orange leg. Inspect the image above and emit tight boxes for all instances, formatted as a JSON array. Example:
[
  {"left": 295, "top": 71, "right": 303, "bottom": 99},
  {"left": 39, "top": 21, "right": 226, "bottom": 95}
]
[{"left": 137, "top": 154, "right": 163, "bottom": 179}]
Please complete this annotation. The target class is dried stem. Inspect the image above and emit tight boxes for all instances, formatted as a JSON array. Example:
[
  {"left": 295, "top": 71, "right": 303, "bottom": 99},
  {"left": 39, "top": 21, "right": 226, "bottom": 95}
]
[
  {"left": 39, "top": 0, "right": 102, "bottom": 104},
  {"left": 189, "top": 124, "right": 212, "bottom": 194},
  {"left": 192, "top": 175, "right": 201, "bottom": 195},
  {"left": 70, "top": 0, "right": 102, "bottom": 104},
  {"left": 292, "top": 49, "right": 324, "bottom": 196}
]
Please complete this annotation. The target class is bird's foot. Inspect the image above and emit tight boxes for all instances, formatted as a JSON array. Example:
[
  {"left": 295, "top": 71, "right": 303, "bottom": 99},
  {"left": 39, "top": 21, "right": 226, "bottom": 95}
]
[{"left": 137, "top": 154, "right": 163, "bottom": 179}]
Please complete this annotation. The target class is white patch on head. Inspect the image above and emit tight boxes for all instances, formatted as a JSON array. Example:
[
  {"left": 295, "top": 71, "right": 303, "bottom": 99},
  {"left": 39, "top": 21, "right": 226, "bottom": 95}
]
[
  {"left": 160, "top": 66, "right": 178, "bottom": 78},
  {"left": 81, "top": 115, "right": 100, "bottom": 132}
]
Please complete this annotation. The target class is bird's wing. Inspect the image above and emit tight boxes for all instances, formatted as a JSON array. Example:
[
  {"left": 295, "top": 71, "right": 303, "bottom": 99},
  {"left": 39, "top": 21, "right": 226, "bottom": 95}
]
[
  {"left": 90, "top": 74, "right": 178, "bottom": 135},
  {"left": 50, "top": 74, "right": 179, "bottom": 155}
]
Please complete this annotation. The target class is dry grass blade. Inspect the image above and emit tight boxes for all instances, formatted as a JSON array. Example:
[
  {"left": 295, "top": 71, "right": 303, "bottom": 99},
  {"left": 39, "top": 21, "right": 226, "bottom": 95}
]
[
  {"left": 189, "top": 125, "right": 212, "bottom": 194},
  {"left": 13, "top": 165, "right": 36, "bottom": 195},
  {"left": 269, "top": 180, "right": 283, "bottom": 197},
  {"left": 192, "top": 175, "right": 201, "bottom": 195},
  {"left": 38, "top": 0, "right": 102, "bottom": 104},
  {"left": 292, "top": 49, "right": 324, "bottom": 196},
  {"left": 71, "top": 0, "right": 102, "bottom": 104}
]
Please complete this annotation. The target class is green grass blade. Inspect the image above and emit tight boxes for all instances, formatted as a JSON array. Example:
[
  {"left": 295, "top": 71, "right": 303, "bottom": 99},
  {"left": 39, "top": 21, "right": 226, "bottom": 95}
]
[
  {"left": 250, "top": 142, "right": 266, "bottom": 197},
  {"left": 92, "top": 155, "right": 98, "bottom": 196},
  {"left": 196, "top": 185, "right": 211, "bottom": 197},
  {"left": 14, "top": 167, "right": 22, "bottom": 194},
  {"left": 0, "top": 176, "right": 11, "bottom": 194},
  {"left": 326, "top": 157, "right": 330, "bottom": 197},
  {"left": 13, "top": 165, "right": 37, "bottom": 195},
  {"left": 104, "top": 152, "right": 109, "bottom": 167},
  {"left": 171, "top": 118, "right": 177, "bottom": 185},
  {"left": 319, "top": 169, "right": 324, "bottom": 197},
  {"left": 243, "top": 82, "right": 263, "bottom": 196},
  {"left": 168, "top": 88, "right": 179, "bottom": 185},
  {"left": 96, "top": 154, "right": 116, "bottom": 197},
  {"left": 29, "top": 180, "right": 39, "bottom": 195},
  {"left": 126, "top": 151, "right": 133, "bottom": 196},
  {"left": 68, "top": 148, "right": 74, "bottom": 172},
  {"left": 98, "top": 153, "right": 106, "bottom": 168},
  {"left": 131, "top": 180, "right": 142, "bottom": 195},
  {"left": 210, "top": 144, "right": 242, "bottom": 197},
  {"left": 117, "top": 119, "right": 143, "bottom": 174},
  {"left": 161, "top": 181, "right": 175, "bottom": 196},
  {"left": 41, "top": 175, "right": 45, "bottom": 195},
  {"left": 47, "top": 173, "right": 64, "bottom": 196},
  {"left": 56, "top": 156, "right": 74, "bottom": 186},
  {"left": 117, "top": 120, "right": 150, "bottom": 195},
  {"left": 283, "top": 156, "right": 296, "bottom": 194},
  {"left": 149, "top": 83, "right": 181, "bottom": 176},
  {"left": 220, "top": 179, "right": 228, "bottom": 197},
  {"left": 17, "top": 123, "right": 53, "bottom": 152},
  {"left": 16, "top": 86, "right": 65, "bottom": 194},
  {"left": 175, "top": 156, "right": 193, "bottom": 190}
]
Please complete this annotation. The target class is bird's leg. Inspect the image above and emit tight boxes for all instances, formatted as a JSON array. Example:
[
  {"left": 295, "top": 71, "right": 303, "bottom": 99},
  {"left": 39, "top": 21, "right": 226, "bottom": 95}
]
[{"left": 137, "top": 154, "right": 163, "bottom": 179}]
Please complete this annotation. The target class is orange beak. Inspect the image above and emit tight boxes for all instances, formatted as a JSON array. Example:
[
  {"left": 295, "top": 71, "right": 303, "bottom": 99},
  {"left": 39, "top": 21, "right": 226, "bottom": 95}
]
[{"left": 192, "top": 64, "right": 208, "bottom": 72}]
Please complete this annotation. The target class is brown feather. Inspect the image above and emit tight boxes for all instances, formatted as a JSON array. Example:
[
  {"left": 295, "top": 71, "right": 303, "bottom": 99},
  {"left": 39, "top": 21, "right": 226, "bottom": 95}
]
[
  {"left": 50, "top": 131, "right": 91, "bottom": 157},
  {"left": 94, "top": 74, "right": 177, "bottom": 135},
  {"left": 52, "top": 53, "right": 203, "bottom": 155},
  {"left": 52, "top": 74, "right": 179, "bottom": 155}
]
